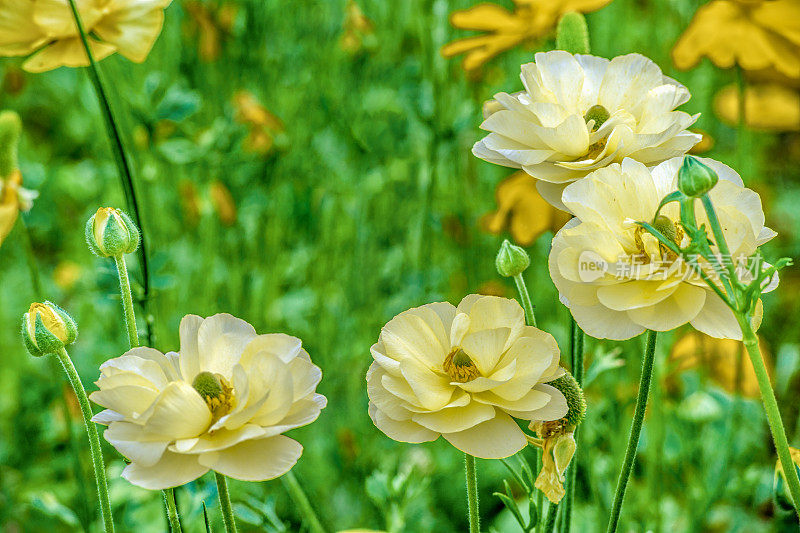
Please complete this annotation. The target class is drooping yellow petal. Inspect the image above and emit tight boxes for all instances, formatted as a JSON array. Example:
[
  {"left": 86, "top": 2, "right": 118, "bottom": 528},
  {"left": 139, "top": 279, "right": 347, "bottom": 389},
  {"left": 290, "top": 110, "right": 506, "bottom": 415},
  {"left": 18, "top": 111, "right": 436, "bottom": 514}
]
[
  {"left": 93, "top": 0, "right": 171, "bottom": 62},
  {"left": 22, "top": 37, "right": 116, "bottom": 73},
  {"left": 0, "top": 0, "right": 48, "bottom": 55}
]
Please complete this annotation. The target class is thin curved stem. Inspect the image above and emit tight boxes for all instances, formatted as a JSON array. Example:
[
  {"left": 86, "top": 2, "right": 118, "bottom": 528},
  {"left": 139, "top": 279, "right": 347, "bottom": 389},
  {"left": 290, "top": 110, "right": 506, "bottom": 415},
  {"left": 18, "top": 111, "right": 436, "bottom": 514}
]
[
  {"left": 737, "top": 316, "right": 800, "bottom": 520},
  {"left": 282, "top": 471, "right": 327, "bottom": 533},
  {"left": 56, "top": 348, "right": 114, "bottom": 533},
  {"left": 561, "top": 317, "right": 584, "bottom": 533},
  {"left": 19, "top": 217, "right": 42, "bottom": 298},
  {"left": 215, "top": 473, "right": 237, "bottom": 533},
  {"left": 165, "top": 489, "right": 182, "bottom": 533},
  {"left": 66, "top": 0, "right": 152, "bottom": 344},
  {"left": 114, "top": 255, "right": 138, "bottom": 348},
  {"left": 513, "top": 273, "right": 537, "bottom": 328},
  {"left": 606, "top": 330, "right": 658, "bottom": 533},
  {"left": 465, "top": 454, "right": 480, "bottom": 533}
]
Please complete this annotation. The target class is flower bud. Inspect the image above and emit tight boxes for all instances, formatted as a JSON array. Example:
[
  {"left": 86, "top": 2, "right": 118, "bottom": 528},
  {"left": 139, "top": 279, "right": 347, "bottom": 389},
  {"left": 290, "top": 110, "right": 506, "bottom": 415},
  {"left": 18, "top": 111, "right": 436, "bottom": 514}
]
[
  {"left": 85, "top": 207, "right": 140, "bottom": 257},
  {"left": 496, "top": 239, "right": 530, "bottom": 277},
  {"left": 677, "top": 156, "right": 718, "bottom": 198},
  {"left": 0, "top": 110, "right": 21, "bottom": 179},
  {"left": 22, "top": 301, "right": 78, "bottom": 357},
  {"left": 556, "top": 12, "right": 590, "bottom": 55},
  {"left": 549, "top": 371, "right": 586, "bottom": 427}
]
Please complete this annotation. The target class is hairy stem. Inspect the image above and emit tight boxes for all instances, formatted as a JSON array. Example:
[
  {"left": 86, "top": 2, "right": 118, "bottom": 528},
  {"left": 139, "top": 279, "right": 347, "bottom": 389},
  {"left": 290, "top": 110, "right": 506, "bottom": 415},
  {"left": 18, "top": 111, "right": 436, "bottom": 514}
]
[
  {"left": 465, "top": 454, "right": 480, "bottom": 533},
  {"left": 165, "top": 489, "right": 182, "bottom": 533},
  {"left": 606, "top": 330, "right": 658, "bottom": 533},
  {"left": 113, "top": 255, "right": 138, "bottom": 348},
  {"left": 737, "top": 317, "right": 800, "bottom": 520},
  {"left": 513, "top": 273, "right": 537, "bottom": 328},
  {"left": 215, "top": 473, "right": 237, "bottom": 533},
  {"left": 56, "top": 348, "right": 114, "bottom": 533}
]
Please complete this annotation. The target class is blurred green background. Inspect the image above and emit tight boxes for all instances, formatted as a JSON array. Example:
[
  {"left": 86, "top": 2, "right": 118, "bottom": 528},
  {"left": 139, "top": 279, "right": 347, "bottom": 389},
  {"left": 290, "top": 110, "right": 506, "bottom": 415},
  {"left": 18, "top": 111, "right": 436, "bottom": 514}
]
[{"left": 2, "top": 0, "right": 800, "bottom": 531}]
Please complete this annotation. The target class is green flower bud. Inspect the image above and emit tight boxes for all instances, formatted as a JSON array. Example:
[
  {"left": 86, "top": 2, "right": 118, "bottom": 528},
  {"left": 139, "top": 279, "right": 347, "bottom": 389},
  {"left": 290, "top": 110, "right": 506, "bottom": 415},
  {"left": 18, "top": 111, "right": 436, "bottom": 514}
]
[
  {"left": 85, "top": 207, "right": 140, "bottom": 258},
  {"left": 549, "top": 372, "right": 586, "bottom": 427},
  {"left": 584, "top": 104, "right": 610, "bottom": 132},
  {"left": 0, "top": 110, "right": 21, "bottom": 179},
  {"left": 556, "top": 12, "right": 590, "bottom": 55},
  {"left": 677, "top": 156, "right": 718, "bottom": 198},
  {"left": 22, "top": 301, "right": 78, "bottom": 357},
  {"left": 496, "top": 239, "right": 530, "bottom": 277}
]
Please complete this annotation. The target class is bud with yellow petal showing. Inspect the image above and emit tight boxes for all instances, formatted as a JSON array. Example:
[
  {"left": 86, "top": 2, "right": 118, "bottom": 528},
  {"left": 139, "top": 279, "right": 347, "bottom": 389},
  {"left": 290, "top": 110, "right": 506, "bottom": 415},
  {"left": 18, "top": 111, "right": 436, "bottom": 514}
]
[
  {"left": 85, "top": 207, "right": 140, "bottom": 258},
  {"left": 22, "top": 302, "right": 78, "bottom": 357},
  {"left": 496, "top": 239, "right": 530, "bottom": 277}
]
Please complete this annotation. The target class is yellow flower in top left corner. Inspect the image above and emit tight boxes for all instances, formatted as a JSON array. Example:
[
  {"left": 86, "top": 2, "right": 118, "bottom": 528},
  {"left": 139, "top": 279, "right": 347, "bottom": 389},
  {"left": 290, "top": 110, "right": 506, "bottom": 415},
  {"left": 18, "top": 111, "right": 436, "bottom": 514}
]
[
  {"left": 0, "top": 0, "right": 173, "bottom": 73},
  {"left": 367, "top": 295, "right": 568, "bottom": 459},
  {"left": 90, "top": 313, "right": 327, "bottom": 490}
]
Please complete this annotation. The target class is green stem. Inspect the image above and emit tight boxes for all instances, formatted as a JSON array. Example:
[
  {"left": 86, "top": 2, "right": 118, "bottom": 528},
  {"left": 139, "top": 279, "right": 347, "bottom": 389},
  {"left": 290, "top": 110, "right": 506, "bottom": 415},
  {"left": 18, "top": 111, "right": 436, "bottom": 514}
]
[
  {"left": 113, "top": 254, "right": 138, "bottom": 348},
  {"left": 513, "top": 273, "right": 536, "bottom": 328},
  {"left": 55, "top": 348, "right": 114, "bottom": 533},
  {"left": 465, "top": 454, "right": 480, "bottom": 533},
  {"left": 561, "top": 317, "right": 584, "bottom": 533},
  {"left": 19, "top": 217, "right": 42, "bottom": 298},
  {"left": 737, "top": 316, "right": 800, "bottom": 520},
  {"left": 113, "top": 253, "right": 180, "bottom": 531},
  {"left": 65, "top": 0, "right": 152, "bottom": 344},
  {"left": 165, "top": 489, "right": 182, "bottom": 533},
  {"left": 606, "top": 330, "right": 658, "bottom": 533},
  {"left": 282, "top": 471, "right": 327, "bottom": 533},
  {"left": 543, "top": 502, "right": 559, "bottom": 533},
  {"left": 215, "top": 473, "right": 237, "bottom": 533},
  {"left": 700, "top": 195, "right": 739, "bottom": 290}
]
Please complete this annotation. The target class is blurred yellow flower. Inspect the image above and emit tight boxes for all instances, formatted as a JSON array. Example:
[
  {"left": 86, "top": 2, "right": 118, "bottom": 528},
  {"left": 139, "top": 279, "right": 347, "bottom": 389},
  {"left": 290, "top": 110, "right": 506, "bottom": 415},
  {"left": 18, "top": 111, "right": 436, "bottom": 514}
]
[
  {"left": 714, "top": 83, "right": 800, "bottom": 132},
  {"left": 233, "top": 90, "right": 285, "bottom": 155},
  {"left": 672, "top": 0, "right": 800, "bottom": 78},
  {"left": 183, "top": 0, "right": 237, "bottom": 62},
  {"left": 367, "top": 294, "right": 568, "bottom": 459},
  {"left": 549, "top": 157, "right": 776, "bottom": 340},
  {"left": 91, "top": 313, "right": 327, "bottom": 489},
  {"left": 441, "top": 0, "right": 612, "bottom": 71},
  {"left": 482, "top": 171, "right": 573, "bottom": 246},
  {"left": 669, "top": 330, "right": 771, "bottom": 398},
  {"left": 474, "top": 51, "right": 700, "bottom": 209},
  {"left": 0, "top": 0, "right": 173, "bottom": 73},
  {"left": 688, "top": 130, "right": 715, "bottom": 155},
  {"left": 340, "top": 0, "right": 374, "bottom": 53},
  {"left": 53, "top": 260, "right": 82, "bottom": 290},
  {"left": 210, "top": 180, "right": 236, "bottom": 227}
]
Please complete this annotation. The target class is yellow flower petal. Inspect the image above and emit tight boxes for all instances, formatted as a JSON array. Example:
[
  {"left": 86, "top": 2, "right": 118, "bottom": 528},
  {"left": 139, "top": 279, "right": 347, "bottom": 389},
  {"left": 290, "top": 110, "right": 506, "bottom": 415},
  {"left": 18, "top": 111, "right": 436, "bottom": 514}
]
[
  {"left": 93, "top": 0, "right": 171, "bottom": 62},
  {"left": 0, "top": 0, "right": 48, "bottom": 55},
  {"left": 22, "top": 37, "right": 116, "bottom": 73}
]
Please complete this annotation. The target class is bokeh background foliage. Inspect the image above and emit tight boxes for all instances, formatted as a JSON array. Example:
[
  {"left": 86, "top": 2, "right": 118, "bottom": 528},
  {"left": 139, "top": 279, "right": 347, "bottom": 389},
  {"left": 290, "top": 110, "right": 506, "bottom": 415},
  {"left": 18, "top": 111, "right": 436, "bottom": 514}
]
[{"left": 1, "top": 0, "right": 800, "bottom": 531}]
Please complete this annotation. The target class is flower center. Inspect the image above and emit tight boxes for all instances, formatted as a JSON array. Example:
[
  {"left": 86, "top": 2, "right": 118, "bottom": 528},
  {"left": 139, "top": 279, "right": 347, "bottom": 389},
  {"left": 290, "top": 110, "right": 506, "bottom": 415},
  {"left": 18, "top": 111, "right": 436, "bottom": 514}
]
[
  {"left": 633, "top": 215, "right": 684, "bottom": 263},
  {"left": 192, "top": 371, "right": 235, "bottom": 421},
  {"left": 584, "top": 105, "right": 611, "bottom": 159},
  {"left": 443, "top": 348, "right": 480, "bottom": 383}
]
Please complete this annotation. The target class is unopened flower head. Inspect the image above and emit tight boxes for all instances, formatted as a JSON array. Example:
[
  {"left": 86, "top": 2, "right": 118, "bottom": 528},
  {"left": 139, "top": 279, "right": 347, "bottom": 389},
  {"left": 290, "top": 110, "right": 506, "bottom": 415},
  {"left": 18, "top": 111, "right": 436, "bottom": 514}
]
[
  {"left": 548, "top": 157, "right": 777, "bottom": 341},
  {"left": 473, "top": 51, "right": 701, "bottom": 210},
  {"left": 85, "top": 207, "right": 140, "bottom": 257},
  {"left": 22, "top": 301, "right": 78, "bottom": 357},
  {"left": 90, "top": 313, "right": 326, "bottom": 489},
  {"left": 678, "top": 155, "right": 719, "bottom": 198},
  {"left": 0, "top": 0, "right": 173, "bottom": 73},
  {"left": 367, "top": 294, "right": 568, "bottom": 459},
  {"left": 496, "top": 239, "right": 530, "bottom": 277},
  {"left": 0, "top": 110, "right": 22, "bottom": 179}
]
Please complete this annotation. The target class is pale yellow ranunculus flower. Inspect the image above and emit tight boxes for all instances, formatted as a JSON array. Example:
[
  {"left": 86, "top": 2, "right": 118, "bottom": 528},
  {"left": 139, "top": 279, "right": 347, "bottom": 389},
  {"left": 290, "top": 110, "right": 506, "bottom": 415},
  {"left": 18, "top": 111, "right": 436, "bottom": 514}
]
[
  {"left": 473, "top": 51, "right": 701, "bottom": 210},
  {"left": 672, "top": 0, "right": 800, "bottom": 78},
  {"left": 90, "top": 313, "right": 327, "bottom": 490},
  {"left": 0, "top": 0, "right": 172, "bottom": 73},
  {"left": 548, "top": 157, "right": 777, "bottom": 341},
  {"left": 367, "top": 295, "right": 568, "bottom": 459}
]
